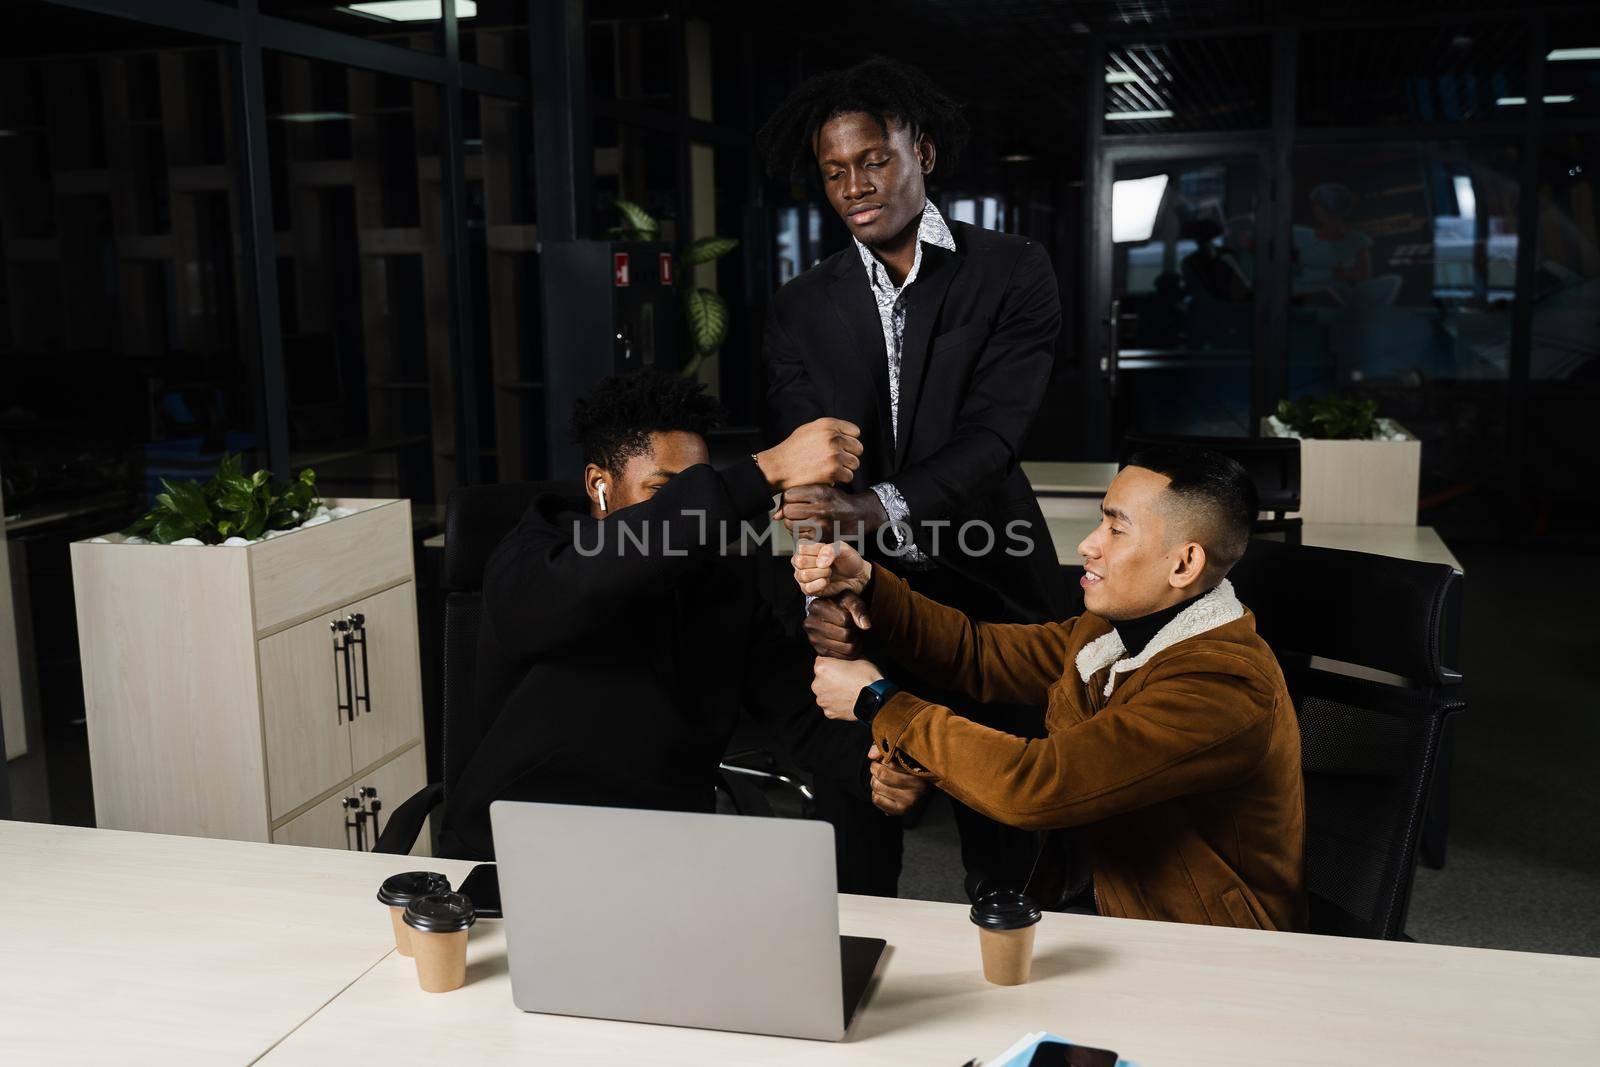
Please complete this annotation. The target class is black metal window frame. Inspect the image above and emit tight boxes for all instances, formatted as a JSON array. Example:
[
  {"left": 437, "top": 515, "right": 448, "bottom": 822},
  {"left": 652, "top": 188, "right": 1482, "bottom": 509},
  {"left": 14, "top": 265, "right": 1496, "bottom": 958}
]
[
  {"left": 36, "top": 0, "right": 530, "bottom": 486},
  {"left": 1085, "top": 8, "right": 1582, "bottom": 526}
]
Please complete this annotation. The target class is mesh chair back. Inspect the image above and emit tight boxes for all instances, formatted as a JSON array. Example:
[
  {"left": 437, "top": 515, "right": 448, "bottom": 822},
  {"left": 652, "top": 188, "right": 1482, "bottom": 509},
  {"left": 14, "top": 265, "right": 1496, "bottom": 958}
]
[
  {"left": 1231, "top": 540, "right": 1464, "bottom": 939},
  {"left": 438, "top": 481, "right": 579, "bottom": 799}
]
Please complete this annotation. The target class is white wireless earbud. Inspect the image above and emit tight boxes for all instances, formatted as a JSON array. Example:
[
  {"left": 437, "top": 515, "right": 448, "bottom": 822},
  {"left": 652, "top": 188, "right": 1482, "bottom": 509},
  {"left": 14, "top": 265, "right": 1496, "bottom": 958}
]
[{"left": 597, "top": 482, "right": 608, "bottom": 512}]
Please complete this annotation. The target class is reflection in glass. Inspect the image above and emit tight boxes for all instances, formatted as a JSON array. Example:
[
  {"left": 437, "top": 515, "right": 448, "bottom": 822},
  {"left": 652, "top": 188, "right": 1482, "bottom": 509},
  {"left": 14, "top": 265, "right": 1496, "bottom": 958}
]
[
  {"left": 1298, "top": 22, "right": 1527, "bottom": 126},
  {"left": 1288, "top": 142, "right": 1519, "bottom": 394},
  {"left": 1110, "top": 156, "right": 1259, "bottom": 438},
  {"left": 264, "top": 51, "right": 450, "bottom": 507},
  {"left": 1288, "top": 142, "right": 1519, "bottom": 519}
]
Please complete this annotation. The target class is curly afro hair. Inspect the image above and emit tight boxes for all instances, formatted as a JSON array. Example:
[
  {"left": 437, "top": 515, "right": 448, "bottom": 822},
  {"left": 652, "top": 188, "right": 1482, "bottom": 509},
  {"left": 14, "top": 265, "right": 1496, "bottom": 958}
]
[
  {"left": 569, "top": 370, "right": 726, "bottom": 473},
  {"left": 756, "top": 56, "right": 969, "bottom": 182}
]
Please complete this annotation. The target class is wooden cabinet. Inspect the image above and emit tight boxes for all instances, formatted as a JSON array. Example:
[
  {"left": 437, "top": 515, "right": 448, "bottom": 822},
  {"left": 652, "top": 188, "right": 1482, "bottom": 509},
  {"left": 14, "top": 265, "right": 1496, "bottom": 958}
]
[{"left": 71, "top": 499, "right": 429, "bottom": 851}]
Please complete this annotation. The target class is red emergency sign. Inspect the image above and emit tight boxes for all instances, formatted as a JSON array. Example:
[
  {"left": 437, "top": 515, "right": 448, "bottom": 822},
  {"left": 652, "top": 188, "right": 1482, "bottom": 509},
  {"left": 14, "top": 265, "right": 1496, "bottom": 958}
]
[
  {"left": 613, "top": 252, "right": 630, "bottom": 287},
  {"left": 659, "top": 252, "right": 673, "bottom": 285}
]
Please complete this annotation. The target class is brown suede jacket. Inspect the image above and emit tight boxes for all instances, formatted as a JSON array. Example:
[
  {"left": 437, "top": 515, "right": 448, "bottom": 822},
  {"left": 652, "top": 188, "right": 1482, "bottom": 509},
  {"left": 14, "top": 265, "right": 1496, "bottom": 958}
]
[{"left": 866, "top": 567, "right": 1308, "bottom": 932}]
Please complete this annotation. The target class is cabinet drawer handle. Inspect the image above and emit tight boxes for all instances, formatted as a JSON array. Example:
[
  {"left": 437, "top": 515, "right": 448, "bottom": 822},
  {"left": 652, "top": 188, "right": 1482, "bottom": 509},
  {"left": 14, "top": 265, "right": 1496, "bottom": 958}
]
[
  {"left": 347, "top": 614, "right": 372, "bottom": 717},
  {"left": 331, "top": 620, "right": 354, "bottom": 725},
  {"left": 342, "top": 795, "right": 363, "bottom": 851}
]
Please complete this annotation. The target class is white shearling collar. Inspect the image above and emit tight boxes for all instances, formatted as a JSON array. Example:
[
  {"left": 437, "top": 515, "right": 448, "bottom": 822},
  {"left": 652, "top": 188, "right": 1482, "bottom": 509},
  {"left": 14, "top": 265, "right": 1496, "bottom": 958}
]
[{"left": 1074, "top": 580, "right": 1246, "bottom": 698}]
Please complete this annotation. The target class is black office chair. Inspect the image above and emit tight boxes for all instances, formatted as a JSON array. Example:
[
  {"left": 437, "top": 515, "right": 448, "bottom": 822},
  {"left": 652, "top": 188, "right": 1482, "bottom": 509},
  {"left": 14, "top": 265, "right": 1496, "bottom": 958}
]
[
  {"left": 1121, "top": 432, "right": 1302, "bottom": 543},
  {"left": 1054, "top": 537, "right": 1462, "bottom": 940},
  {"left": 374, "top": 482, "right": 776, "bottom": 855},
  {"left": 1229, "top": 539, "right": 1465, "bottom": 939}
]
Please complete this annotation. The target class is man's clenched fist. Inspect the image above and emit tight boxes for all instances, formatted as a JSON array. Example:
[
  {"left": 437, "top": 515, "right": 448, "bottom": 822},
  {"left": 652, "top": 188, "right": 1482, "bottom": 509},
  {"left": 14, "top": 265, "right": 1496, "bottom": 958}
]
[{"left": 754, "top": 418, "right": 863, "bottom": 490}]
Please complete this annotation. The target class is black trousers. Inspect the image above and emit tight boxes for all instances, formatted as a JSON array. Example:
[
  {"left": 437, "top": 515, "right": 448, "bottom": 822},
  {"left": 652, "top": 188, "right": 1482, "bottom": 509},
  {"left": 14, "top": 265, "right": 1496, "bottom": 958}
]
[{"left": 817, "top": 562, "right": 1067, "bottom": 902}]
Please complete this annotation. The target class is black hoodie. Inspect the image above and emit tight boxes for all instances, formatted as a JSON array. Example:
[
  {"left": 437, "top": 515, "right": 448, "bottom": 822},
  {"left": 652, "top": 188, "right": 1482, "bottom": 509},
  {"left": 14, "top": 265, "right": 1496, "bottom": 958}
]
[{"left": 439, "top": 456, "right": 874, "bottom": 859}]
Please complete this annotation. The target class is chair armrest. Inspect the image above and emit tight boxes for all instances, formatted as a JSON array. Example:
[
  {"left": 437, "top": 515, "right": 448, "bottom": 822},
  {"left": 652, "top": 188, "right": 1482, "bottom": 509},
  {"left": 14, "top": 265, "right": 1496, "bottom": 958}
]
[
  {"left": 374, "top": 781, "right": 444, "bottom": 854},
  {"left": 717, "top": 765, "right": 776, "bottom": 818}
]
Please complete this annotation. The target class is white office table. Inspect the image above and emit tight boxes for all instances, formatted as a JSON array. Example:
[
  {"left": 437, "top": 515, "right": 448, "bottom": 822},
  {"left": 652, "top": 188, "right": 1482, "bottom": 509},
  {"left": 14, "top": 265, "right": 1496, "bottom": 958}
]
[
  {"left": 0, "top": 820, "right": 478, "bottom": 1065},
  {"left": 7, "top": 822, "right": 1591, "bottom": 1066},
  {"left": 1022, "top": 461, "right": 1121, "bottom": 498}
]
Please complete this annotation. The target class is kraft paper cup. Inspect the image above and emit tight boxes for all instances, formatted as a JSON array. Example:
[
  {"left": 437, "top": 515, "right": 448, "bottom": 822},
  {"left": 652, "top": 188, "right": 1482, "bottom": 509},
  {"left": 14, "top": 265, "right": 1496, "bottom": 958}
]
[
  {"left": 376, "top": 872, "right": 452, "bottom": 957},
  {"left": 970, "top": 889, "right": 1042, "bottom": 986},
  {"left": 404, "top": 892, "right": 476, "bottom": 993}
]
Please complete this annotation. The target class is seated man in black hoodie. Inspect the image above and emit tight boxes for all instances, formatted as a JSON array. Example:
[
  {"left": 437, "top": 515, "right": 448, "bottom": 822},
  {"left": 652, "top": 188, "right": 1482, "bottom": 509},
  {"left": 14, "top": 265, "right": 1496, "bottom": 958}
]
[{"left": 440, "top": 371, "right": 926, "bottom": 859}]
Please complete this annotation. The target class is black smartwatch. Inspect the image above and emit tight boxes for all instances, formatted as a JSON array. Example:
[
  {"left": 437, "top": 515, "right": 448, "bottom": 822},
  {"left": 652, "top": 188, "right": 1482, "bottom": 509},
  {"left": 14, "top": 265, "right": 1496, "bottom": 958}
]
[{"left": 853, "top": 678, "right": 900, "bottom": 726}]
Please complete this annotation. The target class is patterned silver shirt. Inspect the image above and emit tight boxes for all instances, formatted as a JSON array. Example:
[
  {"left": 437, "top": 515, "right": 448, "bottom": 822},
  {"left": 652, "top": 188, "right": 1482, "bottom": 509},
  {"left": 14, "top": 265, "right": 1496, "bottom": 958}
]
[{"left": 854, "top": 199, "right": 955, "bottom": 563}]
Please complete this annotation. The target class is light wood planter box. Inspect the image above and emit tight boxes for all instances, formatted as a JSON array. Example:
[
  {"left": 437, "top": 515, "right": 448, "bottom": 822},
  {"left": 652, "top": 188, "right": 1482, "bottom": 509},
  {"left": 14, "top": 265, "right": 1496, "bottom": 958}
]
[
  {"left": 1264, "top": 423, "right": 1422, "bottom": 526},
  {"left": 69, "top": 499, "right": 429, "bottom": 855}
]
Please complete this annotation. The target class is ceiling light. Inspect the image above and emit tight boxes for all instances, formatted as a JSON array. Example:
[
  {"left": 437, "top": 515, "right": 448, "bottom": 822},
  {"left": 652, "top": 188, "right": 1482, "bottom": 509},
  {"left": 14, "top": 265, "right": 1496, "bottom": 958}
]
[
  {"left": 273, "top": 112, "right": 354, "bottom": 123},
  {"left": 1495, "top": 95, "right": 1576, "bottom": 105},
  {"left": 1001, "top": 153, "right": 1036, "bottom": 163},
  {"left": 1105, "top": 71, "right": 1141, "bottom": 84},
  {"left": 1106, "top": 109, "right": 1173, "bottom": 121},
  {"left": 340, "top": 1, "right": 476, "bottom": 22},
  {"left": 1547, "top": 47, "right": 1600, "bottom": 62}
]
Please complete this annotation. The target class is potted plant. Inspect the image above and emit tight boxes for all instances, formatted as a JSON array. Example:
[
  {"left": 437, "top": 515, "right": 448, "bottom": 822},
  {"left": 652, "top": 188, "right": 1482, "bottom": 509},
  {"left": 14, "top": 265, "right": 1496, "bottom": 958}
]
[
  {"left": 1264, "top": 394, "right": 1420, "bottom": 525},
  {"left": 609, "top": 199, "right": 740, "bottom": 379},
  {"left": 117, "top": 453, "right": 330, "bottom": 545}
]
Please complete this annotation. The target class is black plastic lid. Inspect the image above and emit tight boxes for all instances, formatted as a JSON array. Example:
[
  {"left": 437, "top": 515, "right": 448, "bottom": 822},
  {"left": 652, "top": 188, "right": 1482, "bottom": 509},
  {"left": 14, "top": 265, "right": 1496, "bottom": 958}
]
[
  {"left": 377, "top": 871, "right": 451, "bottom": 907},
  {"left": 969, "top": 889, "right": 1042, "bottom": 931},
  {"left": 403, "top": 891, "right": 476, "bottom": 933}
]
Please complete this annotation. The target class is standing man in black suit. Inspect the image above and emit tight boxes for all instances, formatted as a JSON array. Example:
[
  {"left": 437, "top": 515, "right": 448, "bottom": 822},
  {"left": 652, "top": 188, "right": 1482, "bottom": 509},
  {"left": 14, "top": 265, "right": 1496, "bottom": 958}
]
[{"left": 756, "top": 58, "right": 1075, "bottom": 900}]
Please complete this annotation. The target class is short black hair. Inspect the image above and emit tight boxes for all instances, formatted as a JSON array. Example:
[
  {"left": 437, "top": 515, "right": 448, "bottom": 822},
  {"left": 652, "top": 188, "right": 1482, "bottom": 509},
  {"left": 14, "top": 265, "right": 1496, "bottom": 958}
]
[
  {"left": 756, "top": 57, "right": 969, "bottom": 181},
  {"left": 1124, "top": 446, "right": 1259, "bottom": 577},
  {"left": 570, "top": 371, "right": 725, "bottom": 473}
]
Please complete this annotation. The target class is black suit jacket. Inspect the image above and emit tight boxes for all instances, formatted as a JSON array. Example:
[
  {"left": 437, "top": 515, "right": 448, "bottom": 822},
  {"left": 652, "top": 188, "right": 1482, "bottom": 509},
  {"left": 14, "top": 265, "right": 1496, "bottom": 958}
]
[
  {"left": 438, "top": 459, "right": 874, "bottom": 859},
  {"left": 765, "top": 220, "right": 1070, "bottom": 624}
]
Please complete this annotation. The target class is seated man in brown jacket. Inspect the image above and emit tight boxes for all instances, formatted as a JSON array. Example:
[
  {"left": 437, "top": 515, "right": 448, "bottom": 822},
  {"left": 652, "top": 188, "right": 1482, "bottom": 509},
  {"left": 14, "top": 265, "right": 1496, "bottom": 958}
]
[{"left": 795, "top": 447, "right": 1307, "bottom": 931}]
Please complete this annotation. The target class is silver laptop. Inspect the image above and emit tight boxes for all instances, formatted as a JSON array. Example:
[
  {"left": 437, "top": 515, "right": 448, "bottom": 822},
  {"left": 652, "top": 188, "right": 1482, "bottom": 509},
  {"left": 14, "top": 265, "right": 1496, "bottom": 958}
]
[{"left": 489, "top": 800, "right": 886, "bottom": 1041}]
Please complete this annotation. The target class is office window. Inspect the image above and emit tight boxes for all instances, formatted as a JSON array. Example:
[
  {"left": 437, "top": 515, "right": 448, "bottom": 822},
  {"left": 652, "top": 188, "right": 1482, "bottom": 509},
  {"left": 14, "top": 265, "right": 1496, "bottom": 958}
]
[
  {"left": 1298, "top": 22, "right": 1528, "bottom": 127},
  {"left": 462, "top": 90, "right": 540, "bottom": 482},
  {"left": 263, "top": 51, "right": 451, "bottom": 508},
  {"left": 1103, "top": 37, "right": 1271, "bottom": 134}
]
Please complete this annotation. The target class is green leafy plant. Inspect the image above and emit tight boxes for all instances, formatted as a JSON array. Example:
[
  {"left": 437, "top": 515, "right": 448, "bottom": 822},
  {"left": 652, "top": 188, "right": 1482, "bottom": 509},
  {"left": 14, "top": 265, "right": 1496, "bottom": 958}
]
[
  {"left": 608, "top": 199, "right": 740, "bottom": 377},
  {"left": 1273, "top": 394, "right": 1381, "bottom": 440},
  {"left": 123, "top": 454, "right": 321, "bottom": 545}
]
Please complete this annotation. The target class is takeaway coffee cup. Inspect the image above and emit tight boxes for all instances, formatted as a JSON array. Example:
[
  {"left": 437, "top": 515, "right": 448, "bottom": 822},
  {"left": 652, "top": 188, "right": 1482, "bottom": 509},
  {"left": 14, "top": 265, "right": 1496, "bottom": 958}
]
[
  {"left": 404, "top": 892, "right": 476, "bottom": 993},
  {"left": 377, "top": 872, "right": 451, "bottom": 957},
  {"left": 970, "top": 889, "right": 1042, "bottom": 986}
]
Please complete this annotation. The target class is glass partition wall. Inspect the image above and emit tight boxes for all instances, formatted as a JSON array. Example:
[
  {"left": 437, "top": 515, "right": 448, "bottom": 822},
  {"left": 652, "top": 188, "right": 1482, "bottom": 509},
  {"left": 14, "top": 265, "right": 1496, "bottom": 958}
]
[
  {"left": 1086, "top": 14, "right": 1588, "bottom": 542},
  {"left": 0, "top": 0, "right": 532, "bottom": 825}
]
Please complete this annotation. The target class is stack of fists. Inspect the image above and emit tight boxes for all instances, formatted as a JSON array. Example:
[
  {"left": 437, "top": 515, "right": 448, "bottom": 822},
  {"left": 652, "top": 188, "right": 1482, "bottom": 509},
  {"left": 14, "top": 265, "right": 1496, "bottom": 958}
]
[{"left": 793, "top": 539, "right": 930, "bottom": 816}]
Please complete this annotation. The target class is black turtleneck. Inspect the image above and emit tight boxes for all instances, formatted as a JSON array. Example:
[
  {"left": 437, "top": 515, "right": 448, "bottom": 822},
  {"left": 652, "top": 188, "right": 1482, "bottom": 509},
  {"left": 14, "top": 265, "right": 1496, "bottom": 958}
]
[{"left": 1111, "top": 590, "right": 1204, "bottom": 659}]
